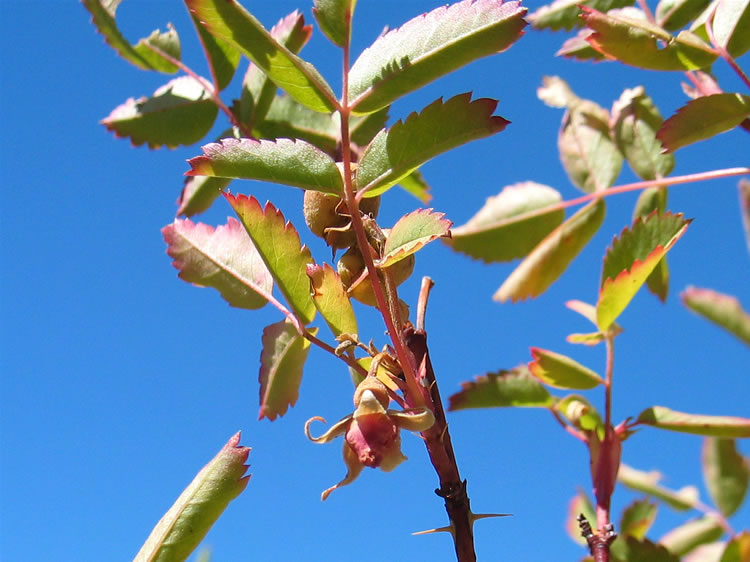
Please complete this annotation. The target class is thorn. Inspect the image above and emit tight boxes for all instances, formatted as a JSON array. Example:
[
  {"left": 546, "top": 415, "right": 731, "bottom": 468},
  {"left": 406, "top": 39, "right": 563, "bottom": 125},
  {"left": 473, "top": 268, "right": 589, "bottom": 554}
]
[{"left": 412, "top": 524, "right": 455, "bottom": 536}]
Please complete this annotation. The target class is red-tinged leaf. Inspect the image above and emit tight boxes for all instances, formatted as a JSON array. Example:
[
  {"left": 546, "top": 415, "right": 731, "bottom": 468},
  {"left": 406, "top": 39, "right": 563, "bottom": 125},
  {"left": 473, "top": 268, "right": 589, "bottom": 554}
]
[
  {"left": 162, "top": 218, "right": 272, "bottom": 309},
  {"left": 102, "top": 76, "right": 218, "bottom": 149},
  {"left": 692, "top": 0, "right": 750, "bottom": 58},
  {"left": 133, "top": 432, "right": 250, "bottom": 562},
  {"left": 556, "top": 29, "right": 606, "bottom": 60},
  {"left": 741, "top": 179, "right": 750, "bottom": 252},
  {"left": 566, "top": 299, "right": 599, "bottom": 325},
  {"left": 529, "top": 348, "right": 603, "bottom": 389},
  {"left": 494, "top": 199, "right": 606, "bottom": 302},
  {"left": 307, "top": 264, "right": 358, "bottom": 338},
  {"left": 633, "top": 187, "right": 670, "bottom": 302},
  {"left": 177, "top": 174, "right": 232, "bottom": 217},
  {"left": 720, "top": 532, "right": 750, "bottom": 562},
  {"left": 186, "top": 0, "right": 336, "bottom": 113},
  {"left": 82, "top": 0, "right": 180, "bottom": 73},
  {"left": 620, "top": 498, "right": 658, "bottom": 540},
  {"left": 657, "top": 93, "right": 750, "bottom": 153},
  {"left": 188, "top": 138, "right": 343, "bottom": 195},
  {"left": 618, "top": 464, "right": 699, "bottom": 510},
  {"left": 348, "top": 0, "right": 527, "bottom": 114},
  {"left": 190, "top": 13, "right": 240, "bottom": 91},
  {"left": 597, "top": 211, "right": 690, "bottom": 331},
  {"left": 656, "top": 0, "right": 713, "bottom": 31},
  {"left": 659, "top": 516, "right": 724, "bottom": 557},
  {"left": 565, "top": 489, "right": 596, "bottom": 546},
  {"left": 529, "top": 0, "right": 636, "bottom": 31},
  {"left": 636, "top": 406, "right": 750, "bottom": 438},
  {"left": 703, "top": 438, "right": 750, "bottom": 517},
  {"left": 356, "top": 94, "right": 509, "bottom": 197},
  {"left": 582, "top": 6, "right": 718, "bottom": 70},
  {"left": 258, "top": 320, "right": 314, "bottom": 420},
  {"left": 396, "top": 169, "right": 432, "bottom": 204},
  {"left": 377, "top": 209, "right": 451, "bottom": 268},
  {"left": 447, "top": 182, "right": 565, "bottom": 263},
  {"left": 227, "top": 194, "right": 316, "bottom": 325},
  {"left": 448, "top": 366, "right": 555, "bottom": 410},
  {"left": 555, "top": 394, "right": 603, "bottom": 434},
  {"left": 313, "top": 0, "right": 356, "bottom": 47},
  {"left": 682, "top": 287, "right": 750, "bottom": 346}
]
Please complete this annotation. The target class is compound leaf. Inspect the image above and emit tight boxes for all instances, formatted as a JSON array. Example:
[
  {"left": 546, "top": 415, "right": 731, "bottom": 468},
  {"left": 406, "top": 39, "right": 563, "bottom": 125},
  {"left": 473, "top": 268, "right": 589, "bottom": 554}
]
[
  {"left": 448, "top": 366, "right": 554, "bottom": 410},
  {"left": 636, "top": 406, "right": 750, "bottom": 438},
  {"left": 378, "top": 209, "right": 451, "bottom": 268}
]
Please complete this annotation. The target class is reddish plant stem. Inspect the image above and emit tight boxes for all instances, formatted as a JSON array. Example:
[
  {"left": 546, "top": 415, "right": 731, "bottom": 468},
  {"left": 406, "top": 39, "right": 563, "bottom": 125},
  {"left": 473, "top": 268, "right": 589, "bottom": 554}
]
[{"left": 705, "top": 3, "right": 750, "bottom": 91}]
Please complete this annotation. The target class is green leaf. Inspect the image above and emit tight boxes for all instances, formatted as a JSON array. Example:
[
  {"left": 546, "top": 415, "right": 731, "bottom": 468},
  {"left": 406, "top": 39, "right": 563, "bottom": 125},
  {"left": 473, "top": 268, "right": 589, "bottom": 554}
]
[
  {"left": 556, "top": 29, "right": 607, "bottom": 61},
  {"left": 258, "top": 320, "right": 314, "bottom": 420},
  {"left": 347, "top": 0, "right": 527, "bottom": 114},
  {"left": 565, "top": 489, "right": 596, "bottom": 546},
  {"left": 618, "top": 464, "right": 699, "bottom": 510},
  {"left": 659, "top": 515, "right": 724, "bottom": 556},
  {"left": 307, "top": 264, "right": 358, "bottom": 338},
  {"left": 448, "top": 366, "right": 555, "bottom": 410},
  {"left": 656, "top": 0, "right": 713, "bottom": 31},
  {"left": 620, "top": 498, "right": 658, "bottom": 540},
  {"left": 530, "top": 0, "right": 636, "bottom": 31},
  {"left": 636, "top": 406, "right": 750, "bottom": 438},
  {"left": 356, "top": 94, "right": 509, "bottom": 197},
  {"left": 657, "top": 93, "right": 750, "bottom": 152},
  {"left": 555, "top": 394, "right": 603, "bottom": 433},
  {"left": 377, "top": 209, "right": 451, "bottom": 268},
  {"left": 162, "top": 218, "right": 272, "bottom": 310},
  {"left": 611, "top": 86, "right": 675, "bottom": 181},
  {"left": 82, "top": 0, "right": 180, "bottom": 73},
  {"left": 566, "top": 331, "right": 606, "bottom": 346},
  {"left": 494, "top": 198, "right": 606, "bottom": 302},
  {"left": 614, "top": 537, "right": 681, "bottom": 562},
  {"left": 313, "top": 0, "right": 356, "bottom": 47},
  {"left": 190, "top": 13, "right": 240, "bottom": 91},
  {"left": 633, "top": 188, "right": 670, "bottom": 302},
  {"left": 350, "top": 107, "right": 389, "bottom": 148},
  {"left": 185, "top": 0, "right": 337, "bottom": 113},
  {"left": 188, "top": 138, "right": 343, "bottom": 194},
  {"left": 227, "top": 194, "right": 317, "bottom": 325},
  {"left": 702, "top": 438, "right": 750, "bottom": 517},
  {"left": 597, "top": 211, "right": 690, "bottom": 331},
  {"left": 692, "top": 0, "right": 750, "bottom": 58},
  {"left": 396, "top": 169, "right": 432, "bottom": 204},
  {"left": 177, "top": 174, "right": 232, "bottom": 218},
  {"left": 581, "top": 6, "right": 718, "bottom": 70},
  {"left": 682, "top": 287, "right": 750, "bottom": 346},
  {"left": 102, "top": 77, "right": 218, "bottom": 149},
  {"left": 447, "top": 182, "right": 565, "bottom": 263},
  {"left": 720, "top": 532, "right": 750, "bottom": 562},
  {"left": 133, "top": 432, "right": 250, "bottom": 562},
  {"left": 528, "top": 348, "right": 603, "bottom": 389}
]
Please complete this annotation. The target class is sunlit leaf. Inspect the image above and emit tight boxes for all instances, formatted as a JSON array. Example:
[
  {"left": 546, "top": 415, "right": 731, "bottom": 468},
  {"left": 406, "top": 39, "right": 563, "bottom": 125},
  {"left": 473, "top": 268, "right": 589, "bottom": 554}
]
[
  {"left": 692, "top": 0, "right": 750, "bottom": 58},
  {"left": 227, "top": 194, "right": 317, "bottom": 324},
  {"left": 356, "top": 94, "right": 509, "bottom": 197},
  {"left": 377, "top": 209, "right": 451, "bottom": 268},
  {"left": 177, "top": 174, "right": 232, "bottom": 218},
  {"left": 565, "top": 489, "right": 596, "bottom": 546},
  {"left": 188, "top": 138, "right": 343, "bottom": 195},
  {"left": 82, "top": 0, "right": 180, "bottom": 73},
  {"left": 186, "top": 0, "right": 337, "bottom": 112},
  {"left": 620, "top": 498, "right": 658, "bottom": 540},
  {"left": 396, "top": 169, "right": 432, "bottom": 204},
  {"left": 556, "top": 29, "right": 606, "bottom": 60},
  {"left": 682, "top": 286, "right": 750, "bottom": 346},
  {"left": 720, "top": 532, "right": 750, "bottom": 562},
  {"left": 494, "top": 199, "right": 606, "bottom": 302},
  {"left": 313, "top": 0, "right": 356, "bottom": 47},
  {"left": 538, "top": 75, "right": 581, "bottom": 108},
  {"left": 741, "top": 179, "right": 750, "bottom": 252},
  {"left": 350, "top": 107, "right": 389, "bottom": 148},
  {"left": 162, "top": 218, "right": 272, "bottom": 309},
  {"left": 528, "top": 348, "right": 603, "bottom": 389},
  {"left": 448, "top": 366, "right": 554, "bottom": 410},
  {"left": 656, "top": 0, "right": 712, "bottom": 31},
  {"left": 636, "top": 406, "right": 750, "bottom": 438},
  {"left": 657, "top": 93, "right": 750, "bottom": 152},
  {"left": 529, "top": 0, "right": 635, "bottom": 31},
  {"left": 190, "top": 13, "right": 240, "bottom": 91},
  {"left": 614, "top": 537, "right": 681, "bottom": 561},
  {"left": 597, "top": 212, "right": 690, "bottom": 331},
  {"left": 703, "top": 438, "right": 750, "bottom": 517},
  {"left": 659, "top": 516, "right": 724, "bottom": 557},
  {"left": 307, "top": 264, "right": 358, "bottom": 338},
  {"left": 555, "top": 394, "right": 603, "bottom": 434},
  {"left": 102, "top": 76, "right": 217, "bottom": 149},
  {"left": 258, "top": 320, "right": 314, "bottom": 420},
  {"left": 566, "top": 299, "right": 599, "bottom": 325},
  {"left": 632, "top": 187, "right": 670, "bottom": 302},
  {"left": 581, "top": 6, "right": 718, "bottom": 70},
  {"left": 447, "top": 182, "right": 565, "bottom": 263},
  {"left": 133, "top": 432, "right": 250, "bottom": 562},
  {"left": 683, "top": 541, "right": 727, "bottom": 561},
  {"left": 566, "top": 331, "right": 606, "bottom": 345},
  {"left": 618, "top": 464, "right": 699, "bottom": 510},
  {"left": 348, "top": 0, "right": 527, "bottom": 114}
]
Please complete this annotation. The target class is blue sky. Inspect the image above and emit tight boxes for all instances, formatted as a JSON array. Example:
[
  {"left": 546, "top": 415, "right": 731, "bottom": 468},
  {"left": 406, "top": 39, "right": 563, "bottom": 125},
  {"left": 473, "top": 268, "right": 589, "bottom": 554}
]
[{"left": 1, "top": 1, "right": 748, "bottom": 560}]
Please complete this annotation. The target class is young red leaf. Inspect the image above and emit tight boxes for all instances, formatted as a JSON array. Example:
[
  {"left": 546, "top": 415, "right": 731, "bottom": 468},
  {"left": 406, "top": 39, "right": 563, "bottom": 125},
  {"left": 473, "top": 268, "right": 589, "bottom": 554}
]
[
  {"left": 494, "top": 199, "right": 606, "bottom": 302},
  {"left": 185, "top": 0, "right": 337, "bottom": 113},
  {"left": 313, "top": 0, "right": 356, "bottom": 47},
  {"left": 702, "top": 438, "right": 750, "bottom": 517},
  {"left": 565, "top": 489, "right": 596, "bottom": 546},
  {"left": 177, "top": 175, "right": 232, "bottom": 217},
  {"left": 348, "top": 0, "right": 527, "bottom": 114},
  {"left": 681, "top": 287, "right": 750, "bottom": 346},
  {"left": 82, "top": 0, "right": 180, "bottom": 73},
  {"left": 597, "top": 211, "right": 690, "bottom": 331},
  {"left": 633, "top": 187, "right": 670, "bottom": 302},
  {"left": 162, "top": 218, "right": 272, "bottom": 309},
  {"left": 190, "top": 13, "right": 240, "bottom": 91},
  {"left": 258, "top": 320, "right": 314, "bottom": 420},
  {"left": 447, "top": 182, "right": 565, "bottom": 263},
  {"left": 656, "top": 0, "right": 713, "bottom": 31},
  {"left": 620, "top": 498, "right": 658, "bottom": 540},
  {"left": 133, "top": 432, "right": 250, "bottom": 562},
  {"left": 448, "top": 366, "right": 554, "bottom": 410},
  {"left": 581, "top": 6, "right": 718, "bottom": 70},
  {"left": 227, "top": 194, "right": 317, "bottom": 325},
  {"left": 102, "top": 77, "right": 218, "bottom": 149},
  {"left": 658, "top": 515, "right": 724, "bottom": 556},
  {"left": 377, "top": 209, "right": 451, "bottom": 268},
  {"left": 636, "top": 406, "right": 750, "bottom": 438},
  {"left": 618, "top": 464, "right": 699, "bottom": 510},
  {"left": 188, "top": 138, "right": 343, "bottom": 195},
  {"left": 528, "top": 348, "right": 603, "bottom": 389},
  {"left": 720, "top": 531, "right": 750, "bottom": 562},
  {"left": 356, "top": 94, "right": 509, "bottom": 197},
  {"left": 529, "top": 0, "right": 635, "bottom": 31},
  {"left": 657, "top": 93, "right": 750, "bottom": 153},
  {"left": 307, "top": 264, "right": 358, "bottom": 338}
]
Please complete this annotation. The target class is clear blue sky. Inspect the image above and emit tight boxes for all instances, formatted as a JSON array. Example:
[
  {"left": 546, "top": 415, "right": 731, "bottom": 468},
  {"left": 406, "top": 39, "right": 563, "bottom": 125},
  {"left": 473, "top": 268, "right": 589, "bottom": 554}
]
[{"left": 1, "top": 1, "right": 748, "bottom": 560}]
